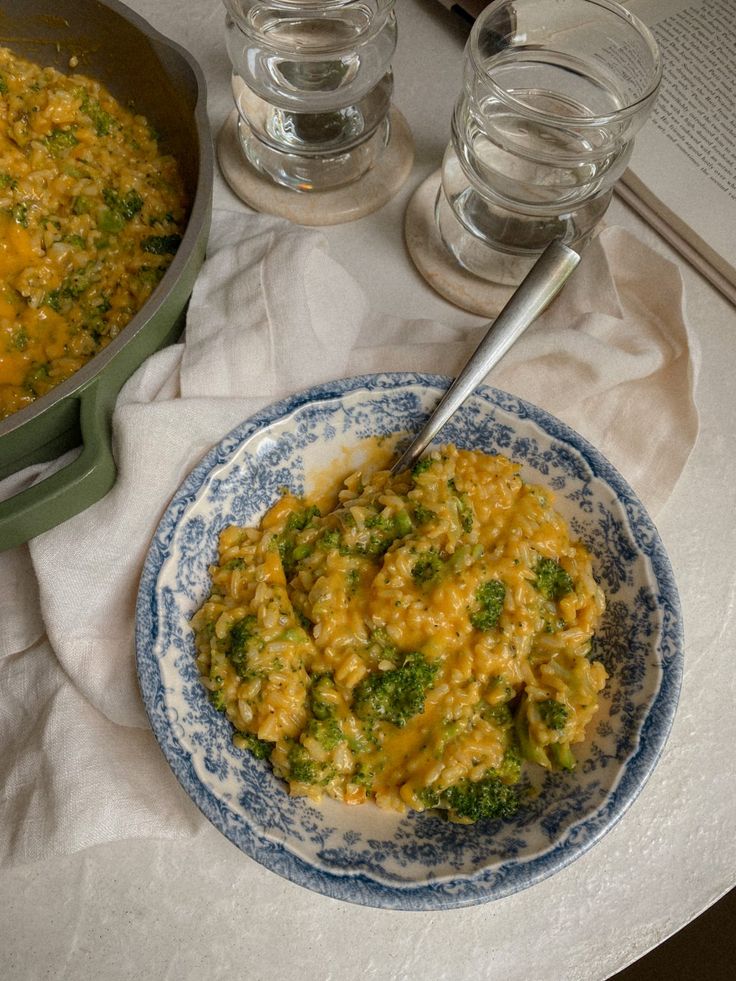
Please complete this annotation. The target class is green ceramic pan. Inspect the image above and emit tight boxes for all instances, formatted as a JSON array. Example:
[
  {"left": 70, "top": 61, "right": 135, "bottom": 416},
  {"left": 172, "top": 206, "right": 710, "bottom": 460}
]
[{"left": 0, "top": 0, "right": 213, "bottom": 550}]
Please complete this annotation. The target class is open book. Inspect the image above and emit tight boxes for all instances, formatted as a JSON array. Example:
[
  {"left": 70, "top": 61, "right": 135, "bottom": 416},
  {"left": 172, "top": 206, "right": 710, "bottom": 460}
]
[
  {"left": 434, "top": 0, "right": 736, "bottom": 305},
  {"left": 621, "top": 0, "right": 736, "bottom": 304}
]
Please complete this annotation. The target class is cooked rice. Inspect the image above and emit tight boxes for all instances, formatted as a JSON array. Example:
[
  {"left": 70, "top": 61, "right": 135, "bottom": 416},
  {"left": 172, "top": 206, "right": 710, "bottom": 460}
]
[
  {"left": 0, "top": 46, "right": 187, "bottom": 419},
  {"left": 192, "top": 445, "right": 607, "bottom": 822}
]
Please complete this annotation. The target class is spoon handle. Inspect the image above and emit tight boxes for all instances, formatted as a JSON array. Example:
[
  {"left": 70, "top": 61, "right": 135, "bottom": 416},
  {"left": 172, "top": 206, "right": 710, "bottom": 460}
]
[{"left": 391, "top": 239, "right": 581, "bottom": 476}]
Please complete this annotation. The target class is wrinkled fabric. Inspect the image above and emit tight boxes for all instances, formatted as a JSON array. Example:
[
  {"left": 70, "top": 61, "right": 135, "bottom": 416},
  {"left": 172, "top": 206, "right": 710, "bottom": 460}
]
[{"left": 0, "top": 209, "right": 699, "bottom": 866}]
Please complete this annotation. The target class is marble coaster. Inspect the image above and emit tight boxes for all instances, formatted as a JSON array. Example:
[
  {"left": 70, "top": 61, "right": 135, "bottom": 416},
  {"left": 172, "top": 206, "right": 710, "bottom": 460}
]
[
  {"left": 217, "top": 107, "right": 415, "bottom": 226},
  {"left": 404, "top": 169, "right": 515, "bottom": 318}
]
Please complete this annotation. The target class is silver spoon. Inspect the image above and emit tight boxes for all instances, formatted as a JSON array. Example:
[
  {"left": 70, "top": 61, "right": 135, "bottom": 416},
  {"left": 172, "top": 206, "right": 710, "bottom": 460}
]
[{"left": 391, "top": 239, "right": 581, "bottom": 476}]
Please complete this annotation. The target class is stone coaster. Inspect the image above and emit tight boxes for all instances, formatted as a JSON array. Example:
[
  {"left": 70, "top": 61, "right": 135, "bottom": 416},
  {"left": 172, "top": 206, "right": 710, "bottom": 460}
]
[
  {"left": 217, "top": 107, "right": 415, "bottom": 226},
  {"left": 404, "top": 169, "right": 515, "bottom": 318}
]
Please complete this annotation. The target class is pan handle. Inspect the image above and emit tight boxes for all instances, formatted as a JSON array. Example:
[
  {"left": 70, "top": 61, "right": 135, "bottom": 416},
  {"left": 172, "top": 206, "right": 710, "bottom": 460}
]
[{"left": 0, "top": 384, "right": 116, "bottom": 552}]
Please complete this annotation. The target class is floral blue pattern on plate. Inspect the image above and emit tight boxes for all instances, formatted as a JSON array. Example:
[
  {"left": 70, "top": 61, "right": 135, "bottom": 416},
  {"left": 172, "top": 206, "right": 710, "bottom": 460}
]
[{"left": 135, "top": 372, "right": 683, "bottom": 910}]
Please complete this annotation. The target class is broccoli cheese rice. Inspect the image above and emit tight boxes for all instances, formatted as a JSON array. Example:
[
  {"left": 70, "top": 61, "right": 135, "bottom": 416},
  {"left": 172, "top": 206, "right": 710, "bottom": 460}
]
[
  {"left": 192, "top": 445, "right": 607, "bottom": 824},
  {"left": 0, "top": 46, "right": 187, "bottom": 420}
]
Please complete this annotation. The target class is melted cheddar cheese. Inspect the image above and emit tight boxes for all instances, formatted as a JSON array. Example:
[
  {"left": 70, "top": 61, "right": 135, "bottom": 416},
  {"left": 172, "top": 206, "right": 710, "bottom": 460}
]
[
  {"left": 192, "top": 445, "right": 607, "bottom": 823},
  {"left": 0, "top": 46, "right": 187, "bottom": 419}
]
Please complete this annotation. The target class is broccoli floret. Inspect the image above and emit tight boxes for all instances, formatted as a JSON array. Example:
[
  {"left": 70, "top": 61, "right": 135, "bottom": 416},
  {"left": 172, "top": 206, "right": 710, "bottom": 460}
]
[
  {"left": 411, "top": 458, "right": 433, "bottom": 478},
  {"left": 222, "top": 557, "right": 246, "bottom": 571},
  {"left": 237, "top": 734, "right": 272, "bottom": 760},
  {"left": 351, "top": 761, "right": 376, "bottom": 790},
  {"left": 72, "top": 195, "right": 92, "bottom": 215},
  {"left": 309, "top": 673, "right": 337, "bottom": 721},
  {"left": 136, "top": 266, "right": 165, "bottom": 291},
  {"left": 352, "top": 652, "right": 438, "bottom": 728},
  {"left": 495, "top": 740, "right": 522, "bottom": 784},
  {"left": 355, "top": 533, "right": 395, "bottom": 558},
  {"left": 80, "top": 94, "right": 116, "bottom": 136},
  {"left": 273, "top": 504, "right": 321, "bottom": 576},
  {"left": 365, "top": 508, "right": 412, "bottom": 536},
  {"left": 227, "top": 614, "right": 260, "bottom": 674},
  {"left": 276, "top": 627, "right": 307, "bottom": 644},
  {"left": 470, "top": 579, "right": 506, "bottom": 631},
  {"left": 25, "top": 362, "right": 49, "bottom": 394},
  {"left": 209, "top": 688, "right": 227, "bottom": 712},
  {"left": 411, "top": 549, "right": 443, "bottom": 585},
  {"left": 287, "top": 743, "right": 320, "bottom": 784},
  {"left": 43, "top": 128, "right": 79, "bottom": 155},
  {"left": 355, "top": 509, "right": 412, "bottom": 557},
  {"left": 306, "top": 674, "right": 345, "bottom": 748},
  {"left": 433, "top": 741, "right": 521, "bottom": 813},
  {"left": 286, "top": 505, "right": 320, "bottom": 532},
  {"left": 534, "top": 558, "right": 575, "bottom": 601},
  {"left": 366, "top": 536, "right": 392, "bottom": 558},
  {"left": 443, "top": 772, "right": 519, "bottom": 822},
  {"left": 487, "top": 674, "right": 516, "bottom": 701},
  {"left": 482, "top": 702, "right": 513, "bottom": 728},
  {"left": 307, "top": 716, "right": 344, "bottom": 750},
  {"left": 537, "top": 698, "right": 570, "bottom": 730},
  {"left": 318, "top": 528, "right": 341, "bottom": 550},
  {"left": 275, "top": 539, "right": 298, "bottom": 577},
  {"left": 419, "top": 786, "right": 441, "bottom": 809},
  {"left": 141, "top": 234, "right": 182, "bottom": 255},
  {"left": 291, "top": 543, "right": 313, "bottom": 562},
  {"left": 0, "top": 76, "right": 7, "bottom": 95},
  {"left": 11, "top": 202, "right": 28, "bottom": 227},
  {"left": 45, "top": 264, "right": 97, "bottom": 312},
  {"left": 412, "top": 503, "right": 436, "bottom": 526},
  {"left": 457, "top": 499, "right": 473, "bottom": 532},
  {"left": 103, "top": 187, "right": 144, "bottom": 221}
]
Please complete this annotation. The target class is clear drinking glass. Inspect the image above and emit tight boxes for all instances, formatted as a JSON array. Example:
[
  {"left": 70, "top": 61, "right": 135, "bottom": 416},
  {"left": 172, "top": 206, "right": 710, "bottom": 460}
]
[
  {"left": 436, "top": 0, "right": 662, "bottom": 285},
  {"left": 224, "top": 0, "right": 397, "bottom": 191}
]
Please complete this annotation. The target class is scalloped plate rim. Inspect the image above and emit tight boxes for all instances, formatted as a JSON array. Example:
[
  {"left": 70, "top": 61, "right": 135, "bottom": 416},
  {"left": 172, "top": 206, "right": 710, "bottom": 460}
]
[{"left": 135, "top": 371, "right": 683, "bottom": 910}]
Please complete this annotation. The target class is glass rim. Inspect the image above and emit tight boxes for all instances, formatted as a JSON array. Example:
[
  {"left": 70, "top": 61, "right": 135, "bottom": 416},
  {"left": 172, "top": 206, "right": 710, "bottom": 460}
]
[
  {"left": 224, "top": 0, "right": 396, "bottom": 53},
  {"left": 225, "top": 0, "right": 393, "bottom": 7},
  {"left": 469, "top": 0, "right": 663, "bottom": 126}
]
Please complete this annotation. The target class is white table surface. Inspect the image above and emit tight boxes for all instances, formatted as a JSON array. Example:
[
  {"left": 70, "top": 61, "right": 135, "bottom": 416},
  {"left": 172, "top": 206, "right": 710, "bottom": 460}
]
[{"left": 3, "top": 2, "right": 736, "bottom": 979}]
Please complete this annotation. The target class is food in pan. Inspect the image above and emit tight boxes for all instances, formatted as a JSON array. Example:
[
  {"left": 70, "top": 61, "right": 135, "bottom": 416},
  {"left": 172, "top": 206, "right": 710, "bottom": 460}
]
[
  {"left": 191, "top": 445, "right": 607, "bottom": 824},
  {"left": 0, "top": 46, "right": 187, "bottom": 420}
]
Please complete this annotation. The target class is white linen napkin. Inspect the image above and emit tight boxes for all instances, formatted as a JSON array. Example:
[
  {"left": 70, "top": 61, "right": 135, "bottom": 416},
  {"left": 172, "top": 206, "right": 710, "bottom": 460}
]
[{"left": 0, "top": 208, "right": 699, "bottom": 866}]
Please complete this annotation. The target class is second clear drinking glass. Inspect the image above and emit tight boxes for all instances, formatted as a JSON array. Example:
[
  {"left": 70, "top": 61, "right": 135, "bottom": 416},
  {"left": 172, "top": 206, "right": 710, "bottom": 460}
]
[{"left": 436, "top": 0, "right": 662, "bottom": 285}]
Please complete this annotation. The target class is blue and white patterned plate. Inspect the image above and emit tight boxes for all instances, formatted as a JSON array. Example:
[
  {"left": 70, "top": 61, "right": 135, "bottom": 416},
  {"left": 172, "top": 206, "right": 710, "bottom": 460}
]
[{"left": 135, "top": 373, "right": 682, "bottom": 910}]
